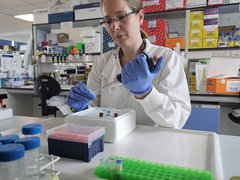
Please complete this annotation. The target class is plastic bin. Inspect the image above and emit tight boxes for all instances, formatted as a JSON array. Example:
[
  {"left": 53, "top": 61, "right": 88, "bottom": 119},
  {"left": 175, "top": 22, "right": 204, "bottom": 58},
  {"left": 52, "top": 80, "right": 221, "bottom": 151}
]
[
  {"left": 47, "top": 124, "right": 105, "bottom": 162},
  {"left": 65, "top": 107, "right": 136, "bottom": 143}
]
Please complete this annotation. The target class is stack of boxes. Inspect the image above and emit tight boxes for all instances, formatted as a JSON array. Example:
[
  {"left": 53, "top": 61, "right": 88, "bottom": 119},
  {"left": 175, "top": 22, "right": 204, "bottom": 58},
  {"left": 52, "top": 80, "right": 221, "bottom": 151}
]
[
  {"left": 189, "top": 11, "right": 204, "bottom": 49},
  {"left": 141, "top": 19, "right": 168, "bottom": 47},
  {"left": 165, "top": 0, "right": 186, "bottom": 10},
  {"left": 203, "top": 8, "right": 219, "bottom": 48},
  {"left": 142, "top": 0, "right": 165, "bottom": 13},
  {"left": 189, "top": 8, "right": 219, "bottom": 49},
  {"left": 48, "top": 0, "right": 76, "bottom": 24}
]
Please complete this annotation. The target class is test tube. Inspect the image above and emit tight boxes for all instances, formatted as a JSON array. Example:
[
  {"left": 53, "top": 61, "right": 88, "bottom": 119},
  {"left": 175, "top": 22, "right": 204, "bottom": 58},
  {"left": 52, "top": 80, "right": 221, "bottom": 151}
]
[{"left": 116, "top": 159, "right": 123, "bottom": 171}]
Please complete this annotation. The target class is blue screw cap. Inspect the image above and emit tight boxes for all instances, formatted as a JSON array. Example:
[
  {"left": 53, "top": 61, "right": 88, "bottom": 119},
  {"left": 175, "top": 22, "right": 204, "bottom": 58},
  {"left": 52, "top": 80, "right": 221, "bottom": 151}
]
[
  {"left": 15, "top": 137, "right": 40, "bottom": 150},
  {"left": 22, "top": 124, "right": 42, "bottom": 135},
  {"left": 0, "top": 144, "right": 25, "bottom": 162},
  {"left": 0, "top": 134, "right": 19, "bottom": 144}
]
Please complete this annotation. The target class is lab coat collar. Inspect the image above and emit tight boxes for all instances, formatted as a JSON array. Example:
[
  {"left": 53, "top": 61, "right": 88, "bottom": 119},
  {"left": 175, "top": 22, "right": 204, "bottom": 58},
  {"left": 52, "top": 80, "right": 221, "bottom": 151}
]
[{"left": 143, "top": 38, "right": 151, "bottom": 52}]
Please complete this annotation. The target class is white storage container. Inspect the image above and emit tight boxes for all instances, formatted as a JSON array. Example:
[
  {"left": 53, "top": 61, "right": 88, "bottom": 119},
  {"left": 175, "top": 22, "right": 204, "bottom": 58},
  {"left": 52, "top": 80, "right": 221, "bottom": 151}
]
[
  {"left": 33, "top": 9, "right": 48, "bottom": 24},
  {"left": 0, "top": 108, "right": 13, "bottom": 121},
  {"left": 65, "top": 107, "right": 136, "bottom": 143},
  {"left": 74, "top": 3, "right": 102, "bottom": 21}
]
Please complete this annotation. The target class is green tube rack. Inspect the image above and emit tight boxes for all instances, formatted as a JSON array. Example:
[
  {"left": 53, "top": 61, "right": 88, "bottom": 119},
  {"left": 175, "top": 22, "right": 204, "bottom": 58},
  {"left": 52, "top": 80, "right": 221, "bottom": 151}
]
[{"left": 94, "top": 155, "right": 214, "bottom": 180}]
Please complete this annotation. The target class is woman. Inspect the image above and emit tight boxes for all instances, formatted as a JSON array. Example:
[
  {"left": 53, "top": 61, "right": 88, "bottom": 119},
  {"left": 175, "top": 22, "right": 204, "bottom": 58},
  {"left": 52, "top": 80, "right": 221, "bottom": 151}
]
[{"left": 66, "top": 0, "right": 191, "bottom": 128}]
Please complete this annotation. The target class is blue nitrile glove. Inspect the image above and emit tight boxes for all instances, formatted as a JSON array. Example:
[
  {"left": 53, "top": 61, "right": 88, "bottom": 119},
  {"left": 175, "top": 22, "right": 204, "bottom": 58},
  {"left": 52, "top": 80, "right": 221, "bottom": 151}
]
[
  {"left": 66, "top": 82, "right": 96, "bottom": 111},
  {"left": 121, "top": 53, "right": 163, "bottom": 95}
]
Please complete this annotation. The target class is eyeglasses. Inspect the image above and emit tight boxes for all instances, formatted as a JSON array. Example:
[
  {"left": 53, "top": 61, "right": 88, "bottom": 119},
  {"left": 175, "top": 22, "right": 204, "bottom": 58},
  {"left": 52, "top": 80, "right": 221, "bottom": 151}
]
[{"left": 100, "top": 11, "right": 137, "bottom": 28}]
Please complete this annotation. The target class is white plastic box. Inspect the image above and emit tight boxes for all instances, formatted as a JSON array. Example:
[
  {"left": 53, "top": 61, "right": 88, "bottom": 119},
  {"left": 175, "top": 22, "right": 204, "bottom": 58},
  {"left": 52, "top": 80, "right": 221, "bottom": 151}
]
[
  {"left": 74, "top": 3, "right": 102, "bottom": 21},
  {"left": 65, "top": 107, "right": 136, "bottom": 143},
  {"left": 0, "top": 108, "right": 13, "bottom": 121},
  {"left": 33, "top": 9, "right": 48, "bottom": 24},
  {"left": 46, "top": 123, "right": 105, "bottom": 144}
]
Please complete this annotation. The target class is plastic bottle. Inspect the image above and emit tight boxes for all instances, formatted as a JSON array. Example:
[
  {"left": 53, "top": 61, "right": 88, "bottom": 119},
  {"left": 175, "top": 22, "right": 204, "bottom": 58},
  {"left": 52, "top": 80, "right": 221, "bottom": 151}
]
[
  {"left": 218, "top": 32, "right": 227, "bottom": 47},
  {"left": 199, "top": 67, "right": 207, "bottom": 94},
  {"left": 228, "top": 37, "right": 234, "bottom": 47},
  {"left": 0, "top": 144, "right": 25, "bottom": 180},
  {"left": 226, "top": 32, "right": 233, "bottom": 47},
  {"left": 234, "top": 37, "right": 239, "bottom": 47},
  {"left": 15, "top": 137, "right": 41, "bottom": 180},
  {"left": 0, "top": 134, "right": 19, "bottom": 144},
  {"left": 22, "top": 123, "right": 42, "bottom": 137},
  {"left": 233, "top": 27, "right": 240, "bottom": 46}
]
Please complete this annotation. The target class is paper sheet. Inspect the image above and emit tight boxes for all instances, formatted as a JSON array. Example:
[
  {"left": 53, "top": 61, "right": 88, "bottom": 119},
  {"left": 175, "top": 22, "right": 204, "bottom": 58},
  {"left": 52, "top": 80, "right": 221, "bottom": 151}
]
[
  {"left": 207, "top": 57, "right": 240, "bottom": 78},
  {"left": 47, "top": 96, "right": 73, "bottom": 115}
]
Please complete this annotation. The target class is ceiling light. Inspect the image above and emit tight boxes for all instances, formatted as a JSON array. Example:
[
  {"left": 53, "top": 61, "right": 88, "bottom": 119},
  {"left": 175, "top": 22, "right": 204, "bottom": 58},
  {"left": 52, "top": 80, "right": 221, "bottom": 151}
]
[{"left": 14, "top": 14, "right": 34, "bottom": 22}]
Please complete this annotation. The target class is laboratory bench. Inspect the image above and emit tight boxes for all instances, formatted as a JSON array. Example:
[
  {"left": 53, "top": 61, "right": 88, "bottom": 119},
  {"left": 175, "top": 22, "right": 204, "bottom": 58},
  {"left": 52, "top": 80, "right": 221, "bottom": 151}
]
[
  {"left": 1, "top": 86, "right": 240, "bottom": 136},
  {"left": 0, "top": 116, "right": 239, "bottom": 180}
]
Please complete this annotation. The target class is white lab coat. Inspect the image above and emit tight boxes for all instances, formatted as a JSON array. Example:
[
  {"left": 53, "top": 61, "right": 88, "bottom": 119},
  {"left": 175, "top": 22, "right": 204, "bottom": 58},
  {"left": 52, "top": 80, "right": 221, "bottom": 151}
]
[{"left": 87, "top": 39, "right": 191, "bottom": 128}]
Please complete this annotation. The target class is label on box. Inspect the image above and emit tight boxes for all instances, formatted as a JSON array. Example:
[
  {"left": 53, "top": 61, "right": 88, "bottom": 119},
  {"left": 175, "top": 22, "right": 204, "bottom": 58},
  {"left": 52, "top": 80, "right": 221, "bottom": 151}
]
[
  {"left": 143, "top": 0, "right": 165, "bottom": 13},
  {"left": 143, "top": 0, "right": 159, "bottom": 6},
  {"left": 186, "top": 0, "right": 206, "bottom": 8},
  {"left": 166, "top": 0, "right": 184, "bottom": 9},
  {"left": 60, "top": 21, "right": 73, "bottom": 29},
  {"left": 204, "top": 19, "right": 218, "bottom": 26},
  {"left": 148, "top": 20, "right": 157, "bottom": 28},
  {"left": 226, "top": 81, "right": 240, "bottom": 92},
  {"left": 48, "top": 0, "right": 73, "bottom": 14},
  {"left": 208, "top": 0, "right": 223, "bottom": 5},
  {"left": 141, "top": 19, "right": 167, "bottom": 46},
  {"left": 33, "top": 9, "right": 48, "bottom": 24}
]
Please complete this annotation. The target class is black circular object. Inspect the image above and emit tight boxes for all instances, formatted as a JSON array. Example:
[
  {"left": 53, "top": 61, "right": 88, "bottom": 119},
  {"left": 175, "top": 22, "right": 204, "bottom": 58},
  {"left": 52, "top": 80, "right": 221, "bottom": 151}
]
[{"left": 34, "top": 75, "right": 61, "bottom": 99}]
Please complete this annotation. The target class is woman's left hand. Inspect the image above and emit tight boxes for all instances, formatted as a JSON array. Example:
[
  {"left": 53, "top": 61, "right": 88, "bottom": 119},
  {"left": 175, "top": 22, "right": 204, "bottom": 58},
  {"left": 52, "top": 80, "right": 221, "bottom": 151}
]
[{"left": 121, "top": 53, "right": 163, "bottom": 95}]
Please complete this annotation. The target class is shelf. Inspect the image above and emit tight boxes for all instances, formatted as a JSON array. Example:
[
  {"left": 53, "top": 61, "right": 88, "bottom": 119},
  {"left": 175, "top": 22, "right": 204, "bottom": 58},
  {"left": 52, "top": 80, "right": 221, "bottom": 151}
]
[
  {"left": 189, "top": 47, "right": 240, "bottom": 51},
  {"left": 32, "top": 18, "right": 102, "bottom": 31},
  {"left": 144, "top": 3, "right": 240, "bottom": 20}
]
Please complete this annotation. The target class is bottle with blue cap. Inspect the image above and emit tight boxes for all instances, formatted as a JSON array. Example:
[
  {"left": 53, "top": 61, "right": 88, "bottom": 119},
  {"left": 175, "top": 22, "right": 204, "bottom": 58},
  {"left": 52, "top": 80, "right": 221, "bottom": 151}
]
[
  {"left": 0, "top": 134, "right": 19, "bottom": 144},
  {"left": 0, "top": 143, "right": 25, "bottom": 180},
  {"left": 22, "top": 123, "right": 43, "bottom": 137},
  {"left": 15, "top": 137, "right": 41, "bottom": 180}
]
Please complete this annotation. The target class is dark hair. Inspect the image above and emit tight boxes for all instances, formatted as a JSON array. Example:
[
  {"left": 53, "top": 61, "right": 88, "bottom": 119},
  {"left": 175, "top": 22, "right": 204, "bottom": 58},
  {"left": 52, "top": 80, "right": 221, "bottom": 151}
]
[{"left": 101, "top": 0, "right": 148, "bottom": 39}]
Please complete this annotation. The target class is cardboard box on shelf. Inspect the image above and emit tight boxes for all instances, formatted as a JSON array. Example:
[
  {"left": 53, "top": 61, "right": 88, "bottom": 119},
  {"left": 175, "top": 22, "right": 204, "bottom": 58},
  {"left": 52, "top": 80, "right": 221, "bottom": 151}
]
[
  {"left": 165, "top": 37, "right": 185, "bottom": 49},
  {"left": 142, "top": 0, "right": 165, "bottom": 13},
  {"left": 218, "top": 26, "right": 236, "bottom": 36},
  {"left": 189, "top": 38, "right": 203, "bottom": 49},
  {"left": 207, "top": 77, "right": 240, "bottom": 94},
  {"left": 203, "top": 38, "right": 218, "bottom": 48},
  {"left": 165, "top": 0, "right": 186, "bottom": 10},
  {"left": 186, "top": 0, "right": 206, "bottom": 8},
  {"left": 190, "top": 29, "right": 203, "bottom": 39},
  {"left": 203, "top": 26, "right": 219, "bottom": 39},
  {"left": 57, "top": 33, "right": 69, "bottom": 43},
  {"left": 141, "top": 19, "right": 168, "bottom": 47},
  {"left": 74, "top": 2, "right": 101, "bottom": 20},
  {"left": 190, "top": 11, "right": 204, "bottom": 20},
  {"left": 33, "top": 9, "right": 48, "bottom": 24}
]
